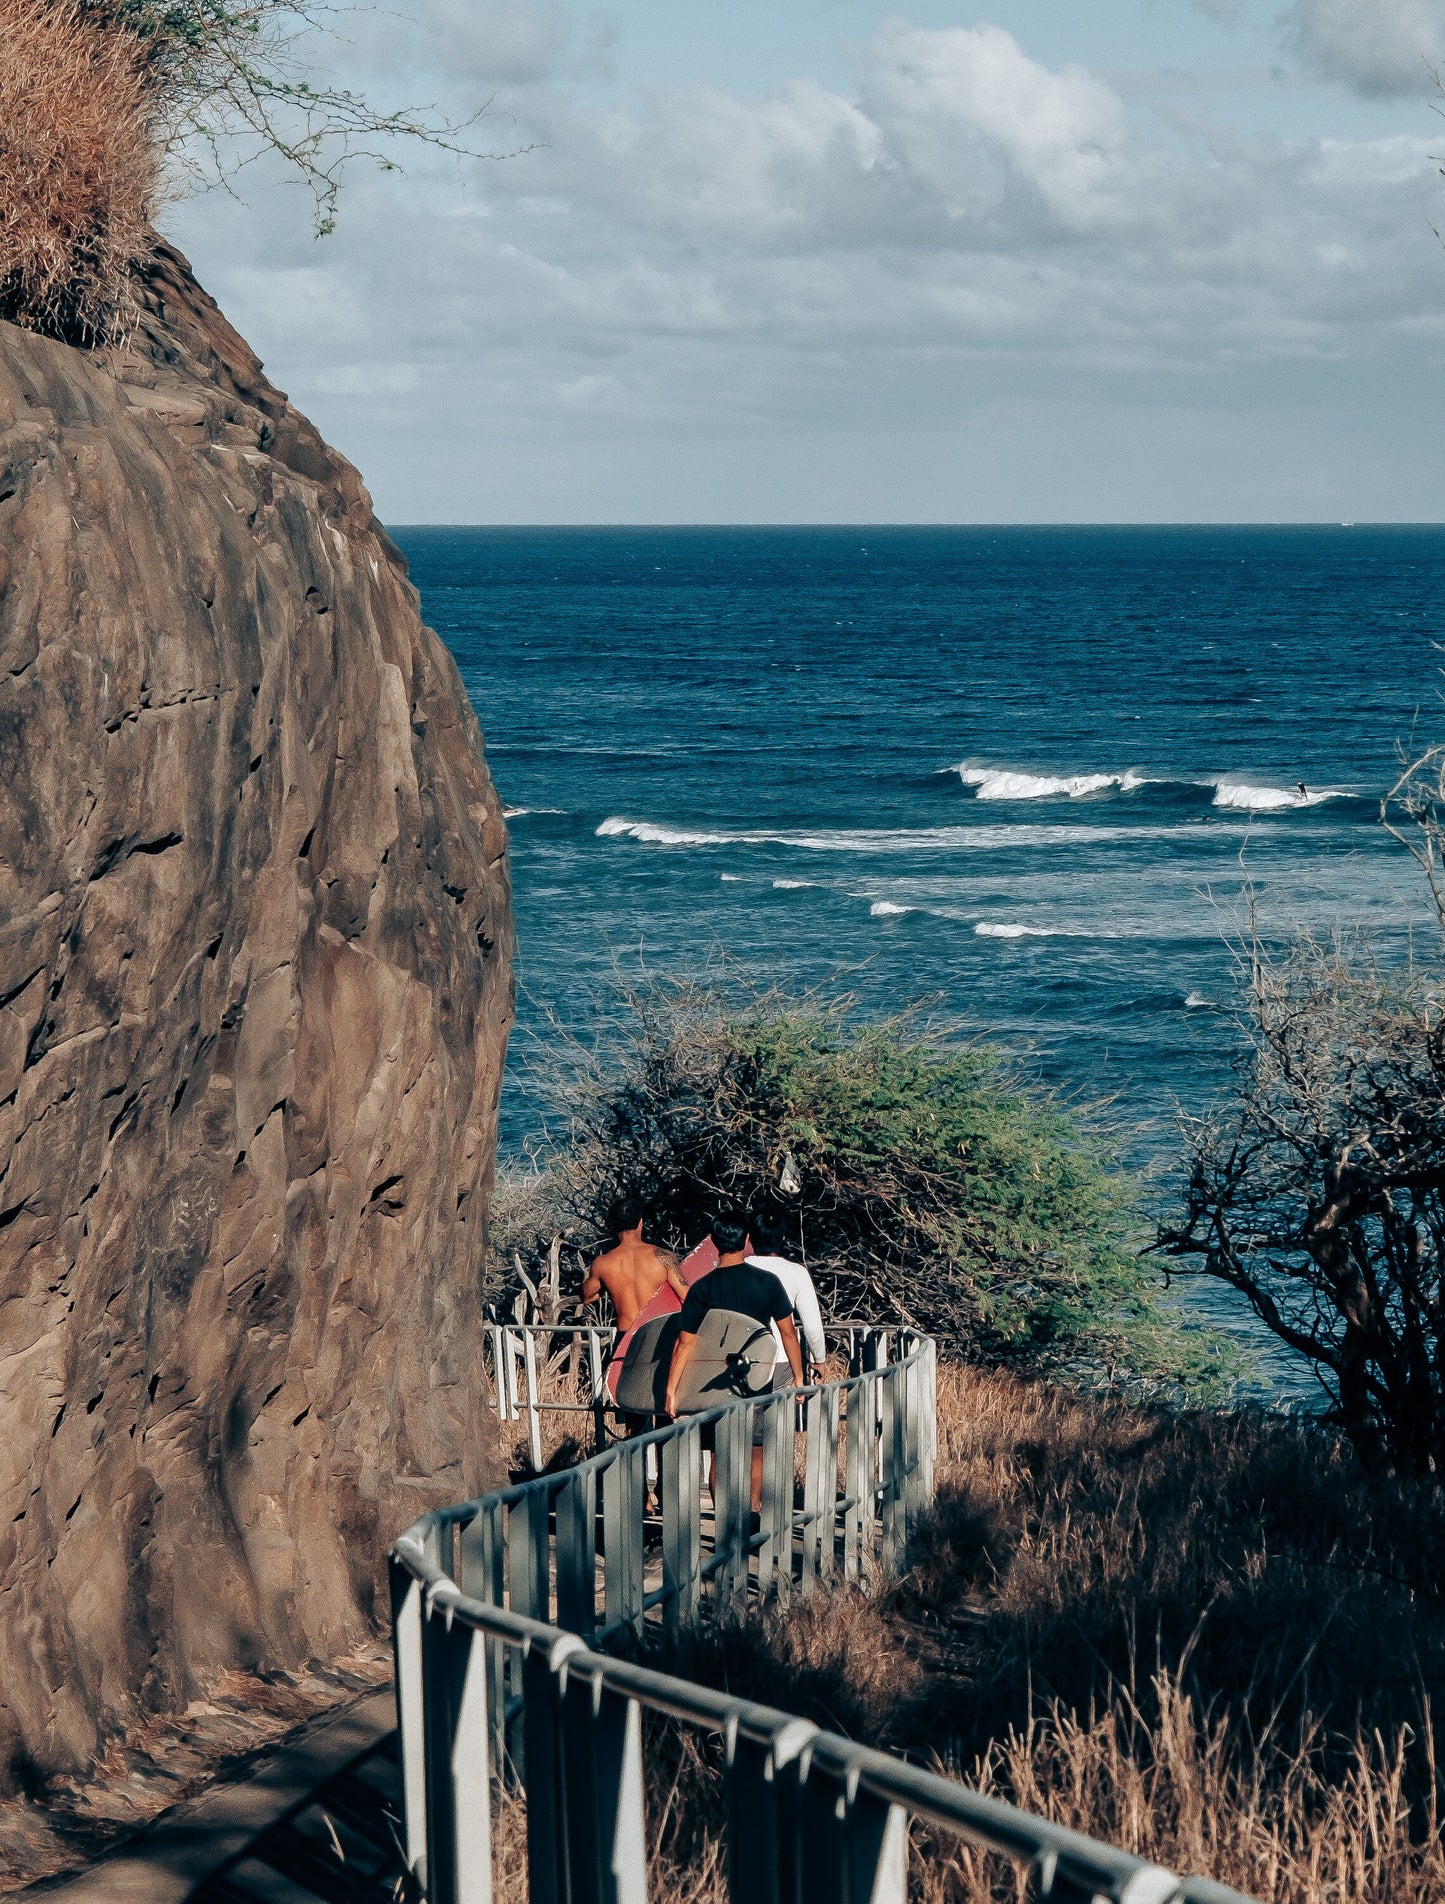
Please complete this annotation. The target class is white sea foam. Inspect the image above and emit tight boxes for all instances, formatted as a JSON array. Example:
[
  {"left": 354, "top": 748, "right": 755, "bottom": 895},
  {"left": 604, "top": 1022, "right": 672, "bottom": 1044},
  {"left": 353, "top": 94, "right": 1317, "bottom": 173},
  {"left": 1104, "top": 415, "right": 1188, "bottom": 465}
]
[
  {"left": 503, "top": 806, "right": 566, "bottom": 819},
  {"left": 1184, "top": 991, "right": 1216, "bottom": 1009},
  {"left": 870, "top": 900, "right": 914, "bottom": 917},
  {"left": 954, "top": 762, "right": 1353, "bottom": 813},
  {"left": 772, "top": 879, "right": 816, "bottom": 890},
  {"left": 720, "top": 872, "right": 744, "bottom": 882},
  {"left": 598, "top": 817, "right": 737, "bottom": 845},
  {"left": 975, "top": 921, "right": 1107, "bottom": 939},
  {"left": 598, "top": 816, "right": 1250, "bottom": 855},
  {"left": 976, "top": 922, "right": 1065, "bottom": 939},
  {"left": 1211, "top": 780, "right": 1344, "bottom": 812},
  {"left": 957, "top": 766, "right": 1124, "bottom": 801}
]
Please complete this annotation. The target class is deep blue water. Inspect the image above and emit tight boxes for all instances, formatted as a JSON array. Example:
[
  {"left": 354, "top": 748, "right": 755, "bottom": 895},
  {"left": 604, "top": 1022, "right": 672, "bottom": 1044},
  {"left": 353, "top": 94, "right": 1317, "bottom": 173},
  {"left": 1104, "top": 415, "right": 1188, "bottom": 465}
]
[{"left": 394, "top": 524, "right": 1445, "bottom": 1372}]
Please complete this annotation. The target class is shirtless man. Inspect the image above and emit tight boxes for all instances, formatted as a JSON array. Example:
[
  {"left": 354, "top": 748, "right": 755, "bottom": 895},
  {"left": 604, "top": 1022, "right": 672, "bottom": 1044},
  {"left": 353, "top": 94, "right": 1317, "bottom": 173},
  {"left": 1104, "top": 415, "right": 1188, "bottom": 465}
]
[{"left": 582, "top": 1195, "right": 687, "bottom": 1332}]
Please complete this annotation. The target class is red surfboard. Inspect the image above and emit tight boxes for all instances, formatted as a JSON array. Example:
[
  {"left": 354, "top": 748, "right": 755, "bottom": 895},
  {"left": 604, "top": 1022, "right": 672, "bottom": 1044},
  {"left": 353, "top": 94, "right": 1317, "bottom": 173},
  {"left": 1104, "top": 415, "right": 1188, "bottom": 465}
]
[{"left": 604, "top": 1235, "right": 719, "bottom": 1404}]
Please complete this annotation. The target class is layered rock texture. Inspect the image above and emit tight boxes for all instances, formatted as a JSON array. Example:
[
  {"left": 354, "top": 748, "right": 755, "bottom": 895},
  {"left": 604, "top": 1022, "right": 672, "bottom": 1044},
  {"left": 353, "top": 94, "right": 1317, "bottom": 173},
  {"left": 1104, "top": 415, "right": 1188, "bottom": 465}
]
[{"left": 0, "top": 242, "right": 513, "bottom": 1788}]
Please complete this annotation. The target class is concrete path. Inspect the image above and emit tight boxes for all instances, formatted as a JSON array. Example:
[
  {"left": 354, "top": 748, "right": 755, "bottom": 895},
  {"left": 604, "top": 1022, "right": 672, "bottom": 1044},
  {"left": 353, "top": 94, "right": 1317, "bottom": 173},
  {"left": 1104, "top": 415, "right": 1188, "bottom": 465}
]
[{"left": 23, "top": 1691, "right": 399, "bottom": 1903}]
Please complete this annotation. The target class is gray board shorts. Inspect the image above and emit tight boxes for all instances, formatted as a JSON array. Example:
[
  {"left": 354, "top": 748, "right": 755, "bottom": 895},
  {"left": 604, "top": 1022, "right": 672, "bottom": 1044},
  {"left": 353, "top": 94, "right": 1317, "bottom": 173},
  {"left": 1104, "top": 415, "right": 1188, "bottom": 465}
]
[{"left": 700, "top": 1365, "right": 792, "bottom": 1450}]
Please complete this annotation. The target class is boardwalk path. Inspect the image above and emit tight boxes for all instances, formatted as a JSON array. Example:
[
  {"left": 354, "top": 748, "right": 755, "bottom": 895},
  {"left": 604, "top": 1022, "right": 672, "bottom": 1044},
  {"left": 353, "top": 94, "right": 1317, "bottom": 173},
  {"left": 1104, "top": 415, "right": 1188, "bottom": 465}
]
[{"left": 35, "top": 1325, "right": 1251, "bottom": 1903}]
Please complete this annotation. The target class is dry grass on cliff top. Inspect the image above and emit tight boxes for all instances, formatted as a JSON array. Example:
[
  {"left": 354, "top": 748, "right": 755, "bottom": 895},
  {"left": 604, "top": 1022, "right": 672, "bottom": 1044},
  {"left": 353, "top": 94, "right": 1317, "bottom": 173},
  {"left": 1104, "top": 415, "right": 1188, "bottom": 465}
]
[
  {"left": 0, "top": 0, "right": 156, "bottom": 344},
  {"left": 596, "top": 1366, "right": 1445, "bottom": 1903}
]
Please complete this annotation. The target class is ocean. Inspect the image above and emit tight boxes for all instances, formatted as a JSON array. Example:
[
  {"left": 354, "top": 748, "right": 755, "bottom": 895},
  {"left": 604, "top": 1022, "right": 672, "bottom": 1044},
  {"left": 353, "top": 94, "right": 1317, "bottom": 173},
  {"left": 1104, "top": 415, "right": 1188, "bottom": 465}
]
[{"left": 395, "top": 524, "right": 1445, "bottom": 1375}]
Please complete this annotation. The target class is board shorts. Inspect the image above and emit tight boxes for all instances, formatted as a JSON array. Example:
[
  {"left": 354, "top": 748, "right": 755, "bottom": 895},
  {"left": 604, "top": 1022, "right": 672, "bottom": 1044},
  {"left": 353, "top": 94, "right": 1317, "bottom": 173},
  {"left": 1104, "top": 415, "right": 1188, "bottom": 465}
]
[{"left": 699, "top": 1365, "right": 792, "bottom": 1451}]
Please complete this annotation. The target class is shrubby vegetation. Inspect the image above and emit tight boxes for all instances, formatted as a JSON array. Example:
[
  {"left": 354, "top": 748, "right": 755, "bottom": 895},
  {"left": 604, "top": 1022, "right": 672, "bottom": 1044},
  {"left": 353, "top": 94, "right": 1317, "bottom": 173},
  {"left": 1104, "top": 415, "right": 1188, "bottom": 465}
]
[
  {"left": 0, "top": 0, "right": 499, "bottom": 341},
  {"left": 484, "top": 1365, "right": 1445, "bottom": 1900},
  {"left": 84, "top": 0, "right": 494, "bottom": 231},
  {"left": 498, "top": 975, "right": 1208, "bottom": 1379},
  {"left": 0, "top": 0, "right": 157, "bottom": 343},
  {"left": 651, "top": 1366, "right": 1445, "bottom": 1903},
  {"left": 1163, "top": 745, "right": 1445, "bottom": 1477}
]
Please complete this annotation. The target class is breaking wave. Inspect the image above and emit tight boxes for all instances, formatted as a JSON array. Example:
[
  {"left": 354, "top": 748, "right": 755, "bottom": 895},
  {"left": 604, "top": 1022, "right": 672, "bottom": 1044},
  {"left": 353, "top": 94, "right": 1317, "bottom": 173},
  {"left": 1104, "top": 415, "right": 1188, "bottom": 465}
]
[
  {"left": 870, "top": 900, "right": 913, "bottom": 917},
  {"left": 956, "top": 766, "right": 1152, "bottom": 801},
  {"left": 951, "top": 761, "right": 1357, "bottom": 813},
  {"left": 1211, "top": 780, "right": 1345, "bottom": 812}
]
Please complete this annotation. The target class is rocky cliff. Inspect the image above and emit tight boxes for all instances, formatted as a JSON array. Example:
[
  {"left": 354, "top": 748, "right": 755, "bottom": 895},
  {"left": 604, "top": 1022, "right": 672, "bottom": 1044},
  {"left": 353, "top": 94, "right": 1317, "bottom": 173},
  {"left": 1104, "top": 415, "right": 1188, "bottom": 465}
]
[{"left": 0, "top": 242, "right": 513, "bottom": 1788}]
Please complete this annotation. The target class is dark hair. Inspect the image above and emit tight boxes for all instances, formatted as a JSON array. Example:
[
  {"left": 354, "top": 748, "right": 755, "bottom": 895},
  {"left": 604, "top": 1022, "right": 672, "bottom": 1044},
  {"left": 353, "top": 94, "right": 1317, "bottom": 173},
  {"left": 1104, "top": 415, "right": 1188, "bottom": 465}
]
[
  {"left": 608, "top": 1195, "right": 647, "bottom": 1238},
  {"left": 710, "top": 1206, "right": 749, "bottom": 1254},
  {"left": 749, "top": 1202, "right": 792, "bottom": 1255}
]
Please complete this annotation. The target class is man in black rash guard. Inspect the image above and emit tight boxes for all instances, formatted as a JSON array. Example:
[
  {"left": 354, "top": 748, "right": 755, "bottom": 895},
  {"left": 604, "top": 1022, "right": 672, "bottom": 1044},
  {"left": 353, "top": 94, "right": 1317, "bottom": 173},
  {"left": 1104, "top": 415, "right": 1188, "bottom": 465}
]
[{"left": 665, "top": 1206, "right": 804, "bottom": 1510}]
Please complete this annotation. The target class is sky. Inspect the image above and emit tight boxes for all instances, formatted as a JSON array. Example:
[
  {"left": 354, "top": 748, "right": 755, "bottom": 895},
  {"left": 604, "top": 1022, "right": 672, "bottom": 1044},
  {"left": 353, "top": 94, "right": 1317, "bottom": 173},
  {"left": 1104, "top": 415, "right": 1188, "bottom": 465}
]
[{"left": 166, "top": 0, "right": 1445, "bottom": 522}]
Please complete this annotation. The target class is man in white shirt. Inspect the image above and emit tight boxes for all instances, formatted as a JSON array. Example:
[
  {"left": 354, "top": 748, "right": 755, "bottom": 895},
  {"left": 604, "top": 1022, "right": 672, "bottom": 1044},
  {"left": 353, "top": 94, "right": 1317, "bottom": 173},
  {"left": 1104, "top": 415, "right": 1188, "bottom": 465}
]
[{"left": 747, "top": 1203, "right": 827, "bottom": 1382}]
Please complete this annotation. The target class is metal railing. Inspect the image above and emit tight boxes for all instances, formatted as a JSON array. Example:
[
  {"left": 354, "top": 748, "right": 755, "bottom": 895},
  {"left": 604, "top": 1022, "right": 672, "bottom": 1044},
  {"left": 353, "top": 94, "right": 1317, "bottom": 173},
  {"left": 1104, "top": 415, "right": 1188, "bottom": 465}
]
[
  {"left": 487, "top": 1320, "right": 617, "bottom": 1467},
  {"left": 392, "top": 1326, "right": 1255, "bottom": 1904},
  {"left": 485, "top": 1317, "right": 915, "bottom": 1468}
]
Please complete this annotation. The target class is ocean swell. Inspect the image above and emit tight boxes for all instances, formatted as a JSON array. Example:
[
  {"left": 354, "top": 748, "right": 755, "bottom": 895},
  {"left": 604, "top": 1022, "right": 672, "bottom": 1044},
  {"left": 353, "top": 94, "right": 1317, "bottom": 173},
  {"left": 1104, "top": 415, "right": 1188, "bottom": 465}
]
[
  {"left": 952, "top": 761, "right": 1353, "bottom": 813},
  {"left": 1211, "top": 780, "right": 1344, "bottom": 812},
  {"left": 598, "top": 816, "right": 1255, "bottom": 855},
  {"left": 956, "top": 765, "right": 1150, "bottom": 801},
  {"left": 974, "top": 921, "right": 1099, "bottom": 939}
]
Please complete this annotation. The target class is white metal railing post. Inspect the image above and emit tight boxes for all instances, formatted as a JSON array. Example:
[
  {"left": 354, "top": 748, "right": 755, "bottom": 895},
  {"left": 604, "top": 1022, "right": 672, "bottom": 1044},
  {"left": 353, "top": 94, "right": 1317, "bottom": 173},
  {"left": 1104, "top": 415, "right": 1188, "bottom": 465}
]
[
  {"left": 488, "top": 1323, "right": 508, "bottom": 1422},
  {"left": 618, "top": 1441, "right": 645, "bottom": 1636},
  {"left": 879, "top": 1363, "right": 905, "bottom": 1570},
  {"left": 587, "top": 1327, "right": 608, "bottom": 1452},
  {"left": 842, "top": 1378, "right": 866, "bottom": 1582},
  {"left": 450, "top": 1623, "right": 494, "bottom": 1904},
  {"left": 726, "top": 1712, "right": 819, "bottom": 1904},
  {"left": 503, "top": 1326, "right": 521, "bottom": 1422},
  {"left": 419, "top": 1599, "right": 496, "bottom": 1904},
  {"left": 601, "top": 1454, "right": 630, "bottom": 1635},
  {"left": 714, "top": 1402, "right": 752, "bottom": 1605},
  {"left": 816, "top": 1383, "right": 840, "bottom": 1582},
  {"left": 557, "top": 1465, "right": 598, "bottom": 1639},
  {"left": 521, "top": 1628, "right": 587, "bottom": 1904},
  {"left": 522, "top": 1327, "right": 543, "bottom": 1474},
  {"left": 921, "top": 1336, "right": 937, "bottom": 1507},
  {"left": 389, "top": 1559, "right": 429, "bottom": 1887},
  {"left": 798, "top": 1737, "right": 908, "bottom": 1904},
  {"left": 560, "top": 1663, "right": 649, "bottom": 1904},
  {"left": 800, "top": 1389, "right": 825, "bottom": 1582},
  {"left": 662, "top": 1419, "right": 702, "bottom": 1633},
  {"left": 756, "top": 1388, "right": 791, "bottom": 1598}
]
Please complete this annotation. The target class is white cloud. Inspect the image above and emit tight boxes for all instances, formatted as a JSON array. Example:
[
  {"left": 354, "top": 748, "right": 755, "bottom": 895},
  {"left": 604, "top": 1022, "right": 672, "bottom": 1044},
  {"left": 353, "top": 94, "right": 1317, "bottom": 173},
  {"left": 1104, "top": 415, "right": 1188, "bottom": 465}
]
[
  {"left": 860, "top": 22, "right": 1129, "bottom": 230},
  {"left": 416, "top": 0, "right": 618, "bottom": 84},
  {"left": 164, "top": 7, "right": 1445, "bottom": 520},
  {"left": 1289, "top": 0, "right": 1445, "bottom": 96}
]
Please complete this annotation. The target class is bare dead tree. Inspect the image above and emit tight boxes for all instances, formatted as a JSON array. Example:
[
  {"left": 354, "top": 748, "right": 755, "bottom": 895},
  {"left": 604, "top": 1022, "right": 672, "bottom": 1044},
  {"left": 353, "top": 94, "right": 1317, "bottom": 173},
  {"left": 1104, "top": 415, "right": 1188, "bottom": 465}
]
[{"left": 1160, "top": 745, "right": 1445, "bottom": 1476}]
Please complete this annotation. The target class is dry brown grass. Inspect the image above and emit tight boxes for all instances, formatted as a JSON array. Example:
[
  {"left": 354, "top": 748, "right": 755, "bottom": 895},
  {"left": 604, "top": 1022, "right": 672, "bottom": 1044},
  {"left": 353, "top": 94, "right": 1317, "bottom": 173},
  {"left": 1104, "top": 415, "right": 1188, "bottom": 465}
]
[
  {"left": 0, "top": 0, "right": 157, "bottom": 344},
  {"left": 649, "top": 1367, "right": 1445, "bottom": 1902}
]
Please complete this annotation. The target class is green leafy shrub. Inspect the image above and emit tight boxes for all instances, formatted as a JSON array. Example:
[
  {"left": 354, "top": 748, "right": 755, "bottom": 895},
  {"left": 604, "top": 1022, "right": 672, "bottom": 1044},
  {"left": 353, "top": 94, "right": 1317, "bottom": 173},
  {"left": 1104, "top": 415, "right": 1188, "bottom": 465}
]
[{"left": 501, "top": 976, "right": 1202, "bottom": 1377}]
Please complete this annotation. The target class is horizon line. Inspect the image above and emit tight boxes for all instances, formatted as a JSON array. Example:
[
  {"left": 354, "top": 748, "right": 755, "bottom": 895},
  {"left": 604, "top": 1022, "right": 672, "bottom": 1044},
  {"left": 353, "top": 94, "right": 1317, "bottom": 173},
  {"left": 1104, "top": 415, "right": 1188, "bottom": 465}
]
[{"left": 383, "top": 519, "right": 1445, "bottom": 531}]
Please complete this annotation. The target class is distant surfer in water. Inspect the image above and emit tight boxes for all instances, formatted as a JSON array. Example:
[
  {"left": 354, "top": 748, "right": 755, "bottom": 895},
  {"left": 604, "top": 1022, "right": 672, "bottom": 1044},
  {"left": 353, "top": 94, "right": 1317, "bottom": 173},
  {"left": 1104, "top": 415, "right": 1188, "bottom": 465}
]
[
  {"left": 582, "top": 1195, "right": 687, "bottom": 1334},
  {"left": 1297, "top": 782, "right": 1308, "bottom": 800}
]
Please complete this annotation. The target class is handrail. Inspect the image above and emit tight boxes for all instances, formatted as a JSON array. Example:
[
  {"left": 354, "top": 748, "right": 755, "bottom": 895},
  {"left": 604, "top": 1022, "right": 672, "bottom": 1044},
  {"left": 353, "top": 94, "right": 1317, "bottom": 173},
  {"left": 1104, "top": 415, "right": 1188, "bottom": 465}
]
[
  {"left": 390, "top": 1326, "right": 1256, "bottom": 1904},
  {"left": 485, "top": 1317, "right": 899, "bottom": 1465}
]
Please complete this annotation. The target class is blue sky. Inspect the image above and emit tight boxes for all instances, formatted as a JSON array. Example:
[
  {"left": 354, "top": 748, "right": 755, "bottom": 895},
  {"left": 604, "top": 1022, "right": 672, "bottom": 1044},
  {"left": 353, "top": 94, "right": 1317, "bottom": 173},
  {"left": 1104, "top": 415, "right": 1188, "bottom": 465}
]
[{"left": 168, "top": 0, "right": 1445, "bottom": 521}]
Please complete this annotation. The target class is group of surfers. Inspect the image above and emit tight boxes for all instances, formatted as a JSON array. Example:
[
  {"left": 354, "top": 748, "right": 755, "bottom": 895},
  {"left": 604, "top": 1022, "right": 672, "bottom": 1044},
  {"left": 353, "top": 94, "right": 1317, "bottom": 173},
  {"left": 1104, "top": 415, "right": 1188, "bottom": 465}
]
[{"left": 581, "top": 1194, "right": 827, "bottom": 1508}]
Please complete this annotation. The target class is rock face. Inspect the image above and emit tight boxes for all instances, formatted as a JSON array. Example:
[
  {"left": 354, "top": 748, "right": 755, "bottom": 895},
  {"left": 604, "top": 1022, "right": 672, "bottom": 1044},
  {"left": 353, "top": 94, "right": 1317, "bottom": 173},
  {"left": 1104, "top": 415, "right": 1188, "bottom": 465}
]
[{"left": 0, "top": 242, "right": 513, "bottom": 1788}]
